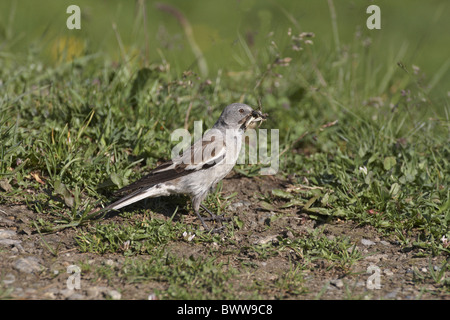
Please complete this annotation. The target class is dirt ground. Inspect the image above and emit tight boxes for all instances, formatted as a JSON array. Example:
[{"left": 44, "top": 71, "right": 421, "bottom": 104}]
[{"left": 0, "top": 175, "right": 448, "bottom": 300}]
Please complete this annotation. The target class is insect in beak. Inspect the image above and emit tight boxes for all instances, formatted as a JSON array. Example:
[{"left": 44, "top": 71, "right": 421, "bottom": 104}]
[{"left": 246, "top": 109, "right": 268, "bottom": 129}]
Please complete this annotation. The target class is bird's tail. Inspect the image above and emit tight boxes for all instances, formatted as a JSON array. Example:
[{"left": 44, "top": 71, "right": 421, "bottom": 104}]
[{"left": 104, "top": 186, "right": 161, "bottom": 211}]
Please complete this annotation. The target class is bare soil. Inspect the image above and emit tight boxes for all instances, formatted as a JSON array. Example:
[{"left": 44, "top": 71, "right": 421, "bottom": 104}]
[{"left": 0, "top": 175, "right": 448, "bottom": 300}]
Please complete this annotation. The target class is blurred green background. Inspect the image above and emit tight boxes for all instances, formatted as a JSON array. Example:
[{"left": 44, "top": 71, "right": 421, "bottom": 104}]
[
  {"left": 0, "top": 1, "right": 449, "bottom": 259},
  {"left": 0, "top": 0, "right": 448, "bottom": 95}
]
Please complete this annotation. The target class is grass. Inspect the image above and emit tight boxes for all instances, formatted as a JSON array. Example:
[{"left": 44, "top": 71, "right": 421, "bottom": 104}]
[{"left": 0, "top": 0, "right": 449, "bottom": 299}]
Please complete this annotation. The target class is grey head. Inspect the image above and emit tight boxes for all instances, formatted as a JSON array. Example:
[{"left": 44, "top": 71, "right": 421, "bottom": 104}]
[{"left": 213, "top": 103, "right": 268, "bottom": 131}]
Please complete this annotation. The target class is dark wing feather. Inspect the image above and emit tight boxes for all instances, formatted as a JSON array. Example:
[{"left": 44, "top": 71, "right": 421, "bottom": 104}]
[
  {"left": 113, "top": 161, "right": 189, "bottom": 196},
  {"left": 112, "top": 133, "right": 227, "bottom": 197}
]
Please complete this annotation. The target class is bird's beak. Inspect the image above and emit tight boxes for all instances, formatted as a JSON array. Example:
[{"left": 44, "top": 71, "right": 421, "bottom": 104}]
[
  {"left": 251, "top": 110, "right": 268, "bottom": 122},
  {"left": 244, "top": 110, "right": 268, "bottom": 129}
]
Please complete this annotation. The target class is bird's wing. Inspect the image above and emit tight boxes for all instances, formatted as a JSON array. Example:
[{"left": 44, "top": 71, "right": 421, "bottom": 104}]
[
  {"left": 112, "top": 160, "right": 188, "bottom": 196},
  {"left": 113, "top": 131, "right": 227, "bottom": 197},
  {"left": 180, "top": 128, "right": 227, "bottom": 170}
]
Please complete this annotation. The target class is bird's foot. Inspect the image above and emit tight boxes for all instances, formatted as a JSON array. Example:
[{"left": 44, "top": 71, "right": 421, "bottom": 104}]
[
  {"left": 195, "top": 205, "right": 231, "bottom": 233},
  {"left": 203, "top": 213, "right": 231, "bottom": 223},
  {"left": 195, "top": 213, "right": 227, "bottom": 233}
]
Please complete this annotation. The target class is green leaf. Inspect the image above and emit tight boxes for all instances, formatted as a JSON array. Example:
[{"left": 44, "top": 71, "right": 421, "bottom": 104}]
[
  {"left": 303, "top": 194, "right": 320, "bottom": 210},
  {"left": 281, "top": 199, "right": 304, "bottom": 208},
  {"left": 259, "top": 201, "right": 277, "bottom": 211},
  {"left": 53, "top": 180, "right": 74, "bottom": 208},
  {"left": 233, "top": 216, "right": 244, "bottom": 229},
  {"left": 383, "top": 156, "right": 397, "bottom": 170},
  {"left": 110, "top": 172, "right": 121, "bottom": 187},
  {"left": 306, "top": 207, "right": 331, "bottom": 215},
  {"left": 389, "top": 183, "right": 401, "bottom": 197},
  {"left": 272, "top": 189, "right": 294, "bottom": 199}
]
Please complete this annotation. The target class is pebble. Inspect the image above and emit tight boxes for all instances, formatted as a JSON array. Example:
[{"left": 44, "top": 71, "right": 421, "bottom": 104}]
[
  {"left": 284, "top": 230, "right": 294, "bottom": 240},
  {"left": 229, "top": 200, "right": 251, "bottom": 212},
  {"left": 364, "top": 254, "right": 388, "bottom": 263},
  {"left": 253, "top": 235, "right": 278, "bottom": 245},
  {"left": 43, "top": 291, "right": 57, "bottom": 300},
  {"left": 86, "top": 286, "right": 111, "bottom": 299},
  {"left": 67, "top": 293, "right": 84, "bottom": 300},
  {"left": 14, "top": 256, "right": 43, "bottom": 274},
  {"left": 0, "top": 217, "right": 15, "bottom": 226},
  {"left": 330, "top": 279, "right": 344, "bottom": 288},
  {"left": 229, "top": 202, "right": 243, "bottom": 211},
  {"left": 60, "top": 288, "right": 75, "bottom": 298},
  {"left": 86, "top": 287, "right": 100, "bottom": 298},
  {"left": 0, "top": 239, "right": 22, "bottom": 246},
  {"left": 2, "top": 273, "right": 16, "bottom": 285},
  {"left": 104, "top": 259, "right": 116, "bottom": 267},
  {"left": 0, "top": 229, "right": 24, "bottom": 253},
  {"left": 258, "top": 212, "right": 275, "bottom": 226},
  {"left": 384, "top": 289, "right": 399, "bottom": 299},
  {"left": 13, "top": 287, "right": 24, "bottom": 297},
  {"left": 356, "top": 280, "right": 366, "bottom": 287},
  {"left": 107, "top": 289, "right": 121, "bottom": 300},
  {"left": 384, "top": 269, "right": 394, "bottom": 276},
  {"left": 0, "top": 229, "right": 17, "bottom": 239},
  {"left": 361, "top": 239, "right": 376, "bottom": 246}
]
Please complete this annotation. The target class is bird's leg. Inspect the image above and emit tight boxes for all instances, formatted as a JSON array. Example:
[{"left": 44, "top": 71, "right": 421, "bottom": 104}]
[
  {"left": 194, "top": 209, "right": 226, "bottom": 233},
  {"left": 200, "top": 204, "right": 231, "bottom": 223},
  {"left": 194, "top": 209, "right": 212, "bottom": 231},
  {"left": 192, "top": 204, "right": 230, "bottom": 233}
]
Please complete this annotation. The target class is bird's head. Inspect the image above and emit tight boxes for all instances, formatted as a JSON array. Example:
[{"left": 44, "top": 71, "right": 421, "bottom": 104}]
[{"left": 215, "top": 103, "right": 268, "bottom": 131}]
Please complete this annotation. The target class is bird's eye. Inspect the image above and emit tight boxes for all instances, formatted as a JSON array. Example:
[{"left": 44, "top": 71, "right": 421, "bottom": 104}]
[{"left": 239, "top": 108, "right": 244, "bottom": 113}]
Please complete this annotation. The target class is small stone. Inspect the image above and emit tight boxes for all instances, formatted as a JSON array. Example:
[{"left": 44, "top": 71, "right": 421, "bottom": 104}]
[
  {"left": 330, "top": 279, "right": 344, "bottom": 288},
  {"left": 356, "top": 280, "right": 366, "bottom": 287},
  {"left": 67, "top": 293, "right": 84, "bottom": 300},
  {"left": 361, "top": 239, "right": 375, "bottom": 246},
  {"left": 258, "top": 212, "right": 275, "bottom": 226},
  {"left": 421, "top": 267, "right": 427, "bottom": 273},
  {"left": 0, "top": 229, "right": 17, "bottom": 239},
  {"left": 229, "top": 202, "right": 243, "bottom": 211},
  {"left": 13, "top": 287, "right": 24, "bottom": 297},
  {"left": 104, "top": 259, "right": 116, "bottom": 267},
  {"left": 60, "top": 288, "right": 75, "bottom": 298},
  {"left": 14, "top": 257, "right": 43, "bottom": 274},
  {"left": 86, "top": 287, "right": 98, "bottom": 298},
  {"left": 253, "top": 235, "right": 278, "bottom": 245},
  {"left": 0, "top": 239, "right": 22, "bottom": 246},
  {"left": 364, "top": 254, "right": 388, "bottom": 263},
  {"left": 384, "top": 269, "right": 394, "bottom": 276},
  {"left": 107, "top": 289, "right": 121, "bottom": 300},
  {"left": 384, "top": 289, "right": 399, "bottom": 299},
  {"left": 0, "top": 217, "right": 15, "bottom": 226},
  {"left": 2, "top": 273, "right": 15, "bottom": 285},
  {"left": 380, "top": 240, "right": 390, "bottom": 246},
  {"left": 11, "top": 244, "right": 25, "bottom": 254},
  {"left": 43, "top": 292, "right": 57, "bottom": 299},
  {"left": 347, "top": 245, "right": 359, "bottom": 253},
  {"left": 285, "top": 230, "right": 294, "bottom": 240},
  {"left": 230, "top": 200, "right": 251, "bottom": 212}
]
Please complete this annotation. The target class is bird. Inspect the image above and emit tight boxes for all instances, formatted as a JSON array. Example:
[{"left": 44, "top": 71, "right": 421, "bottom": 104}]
[{"left": 102, "top": 103, "right": 268, "bottom": 232}]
